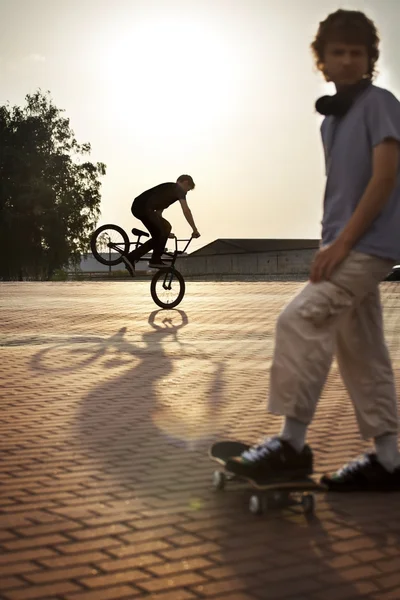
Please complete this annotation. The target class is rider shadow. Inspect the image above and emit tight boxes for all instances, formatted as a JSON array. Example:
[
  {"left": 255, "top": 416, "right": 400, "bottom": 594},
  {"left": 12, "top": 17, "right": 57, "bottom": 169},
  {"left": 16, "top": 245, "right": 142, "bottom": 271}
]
[{"left": 69, "top": 309, "right": 230, "bottom": 488}]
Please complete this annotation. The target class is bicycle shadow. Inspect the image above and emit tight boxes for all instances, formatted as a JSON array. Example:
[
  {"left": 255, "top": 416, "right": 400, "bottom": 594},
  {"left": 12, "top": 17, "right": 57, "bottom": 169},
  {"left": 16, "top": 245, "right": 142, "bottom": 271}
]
[
  {"left": 30, "top": 308, "right": 232, "bottom": 467},
  {"left": 70, "top": 311, "right": 242, "bottom": 509},
  {"left": 30, "top": 328, "right": 132, "bottom": 374}
]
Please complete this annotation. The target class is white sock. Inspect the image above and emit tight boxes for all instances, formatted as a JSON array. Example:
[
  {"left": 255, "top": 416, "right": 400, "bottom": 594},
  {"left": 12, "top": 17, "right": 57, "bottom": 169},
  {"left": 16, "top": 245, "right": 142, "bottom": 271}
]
[
  {"left": 280, "top": 417, "right": 308, "bottom": 453},
  {"left": 374, "top": 434, "right": 400, "bottom": 473}
]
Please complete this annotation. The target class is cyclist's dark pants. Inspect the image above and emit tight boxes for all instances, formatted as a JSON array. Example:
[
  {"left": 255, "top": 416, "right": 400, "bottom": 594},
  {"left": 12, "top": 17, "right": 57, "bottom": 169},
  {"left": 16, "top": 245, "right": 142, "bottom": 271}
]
[{"left": 127, "top": 197, "right": 172, "bottom": 263}]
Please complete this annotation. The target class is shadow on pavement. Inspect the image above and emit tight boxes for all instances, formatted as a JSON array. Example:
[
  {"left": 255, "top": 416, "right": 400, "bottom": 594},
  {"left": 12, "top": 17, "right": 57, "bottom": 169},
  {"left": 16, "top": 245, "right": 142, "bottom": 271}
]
[{"left": 28, "top": 309, "right": 399, "bottom": 599}]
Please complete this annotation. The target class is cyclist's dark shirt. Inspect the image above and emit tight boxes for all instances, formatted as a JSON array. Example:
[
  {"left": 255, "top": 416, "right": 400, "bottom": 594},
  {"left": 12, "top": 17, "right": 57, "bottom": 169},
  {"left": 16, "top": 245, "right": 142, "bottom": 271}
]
[{"left": 134, "top": 182, "right": 186, "bottom": 210}]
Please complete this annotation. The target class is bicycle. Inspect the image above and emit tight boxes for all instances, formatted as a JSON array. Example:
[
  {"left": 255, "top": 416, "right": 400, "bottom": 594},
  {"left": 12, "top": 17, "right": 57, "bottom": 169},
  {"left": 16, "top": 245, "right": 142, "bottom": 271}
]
[{"left": 90, "top": 224, "right": 193, "bottom": 309}]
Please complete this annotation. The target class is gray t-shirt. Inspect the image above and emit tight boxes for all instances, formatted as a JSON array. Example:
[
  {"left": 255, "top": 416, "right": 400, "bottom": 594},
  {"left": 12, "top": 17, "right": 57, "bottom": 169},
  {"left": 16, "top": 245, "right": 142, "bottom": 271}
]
[{"left": 321, "top": 84, "right": 400, "bottom": 260}]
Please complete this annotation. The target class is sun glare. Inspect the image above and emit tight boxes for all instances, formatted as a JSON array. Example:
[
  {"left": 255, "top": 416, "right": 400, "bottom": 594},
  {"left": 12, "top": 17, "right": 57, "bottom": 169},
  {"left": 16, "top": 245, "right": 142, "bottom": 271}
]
[{"left": 101, "top": 17, "right": 242, "bottom": 144}]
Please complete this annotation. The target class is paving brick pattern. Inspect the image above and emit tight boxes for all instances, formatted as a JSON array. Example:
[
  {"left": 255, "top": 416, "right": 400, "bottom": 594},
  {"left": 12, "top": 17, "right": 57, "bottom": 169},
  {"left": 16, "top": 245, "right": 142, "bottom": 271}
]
[{"left": 0, "top": 280, "right": 400, "bottom": 600}]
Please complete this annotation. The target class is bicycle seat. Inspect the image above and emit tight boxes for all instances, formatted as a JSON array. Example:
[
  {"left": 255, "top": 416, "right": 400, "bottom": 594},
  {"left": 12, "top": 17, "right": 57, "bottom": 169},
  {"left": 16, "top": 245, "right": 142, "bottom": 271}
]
[{"left": 132, "top": 228, "right": 149, "bottom": 238}]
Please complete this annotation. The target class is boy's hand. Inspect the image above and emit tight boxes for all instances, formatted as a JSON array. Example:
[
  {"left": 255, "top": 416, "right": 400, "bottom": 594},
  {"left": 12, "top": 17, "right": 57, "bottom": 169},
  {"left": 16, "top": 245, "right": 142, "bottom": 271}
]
[
  {"left": 310, "top": 239, "right": 351, "bottom": 283},
  {"left": 192, "top": 230, "right": 201, "bottom": 238}
]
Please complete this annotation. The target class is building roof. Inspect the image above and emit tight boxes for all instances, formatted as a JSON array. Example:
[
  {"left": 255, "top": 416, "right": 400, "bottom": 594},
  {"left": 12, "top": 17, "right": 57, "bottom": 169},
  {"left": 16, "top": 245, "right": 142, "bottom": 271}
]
[{"left": 189, "top": 239, "right": 320, "bottom": 257}]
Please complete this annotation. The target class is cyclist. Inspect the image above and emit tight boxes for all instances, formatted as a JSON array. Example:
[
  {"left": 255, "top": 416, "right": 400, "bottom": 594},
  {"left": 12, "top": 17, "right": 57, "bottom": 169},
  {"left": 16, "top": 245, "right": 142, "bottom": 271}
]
[{"left": 122, "top": 175, "right": 200, "bottom": 275}]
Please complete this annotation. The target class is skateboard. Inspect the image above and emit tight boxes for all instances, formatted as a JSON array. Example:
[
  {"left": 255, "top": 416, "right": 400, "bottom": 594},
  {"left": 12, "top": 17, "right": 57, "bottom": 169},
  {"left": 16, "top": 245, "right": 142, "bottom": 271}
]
[{"left": 209, "top": 440, "right": 326, "bottom": 516}]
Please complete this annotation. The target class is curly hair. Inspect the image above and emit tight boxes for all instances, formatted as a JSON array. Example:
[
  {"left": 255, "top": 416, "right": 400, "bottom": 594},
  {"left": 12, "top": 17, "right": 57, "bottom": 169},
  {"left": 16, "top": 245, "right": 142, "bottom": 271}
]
[
  {"left": 177, "top": 174, "right": 195, "bottom": 190},
  {"left": 311, "top": 9, "right": 380, "bottom": 81}
]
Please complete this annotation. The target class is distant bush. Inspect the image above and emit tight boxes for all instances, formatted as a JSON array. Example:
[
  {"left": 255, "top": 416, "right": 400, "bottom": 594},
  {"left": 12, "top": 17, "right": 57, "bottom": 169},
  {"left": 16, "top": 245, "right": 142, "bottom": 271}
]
[
  {"left": 70, "top": 270, "right": 85, "bottom": 281},
  {"left": 51, "top": 269, "right": 68, "bottom": 281}
]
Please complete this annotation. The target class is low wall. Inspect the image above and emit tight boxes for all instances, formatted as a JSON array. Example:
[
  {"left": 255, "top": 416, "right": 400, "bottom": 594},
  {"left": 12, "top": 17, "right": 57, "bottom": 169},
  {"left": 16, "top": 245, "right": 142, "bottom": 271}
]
[
  {"left": 176, "top": 249, "right": 317, "bottom": 277},
  {"left": 78, "top": 253, "right": 149, "bottom": 272}
]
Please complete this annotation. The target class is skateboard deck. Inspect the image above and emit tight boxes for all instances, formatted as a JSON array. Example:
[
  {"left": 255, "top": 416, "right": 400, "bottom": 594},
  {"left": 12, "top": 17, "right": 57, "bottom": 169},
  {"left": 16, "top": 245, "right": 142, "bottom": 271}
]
[{"left": 209, "top": 440, "right": 325, "bottom": 515}]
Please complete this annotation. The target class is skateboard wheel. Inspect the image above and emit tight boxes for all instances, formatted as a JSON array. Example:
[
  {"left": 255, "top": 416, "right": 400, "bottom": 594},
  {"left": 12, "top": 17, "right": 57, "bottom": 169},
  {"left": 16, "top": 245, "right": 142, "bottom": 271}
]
[
  {"left": 249, "top": 494, "right": 264, "bottom": 515},
  {"left": 212, "top": 470, "right": 226, "bottom": 491},
  {"left": 301, "top": 493, "right": 315, "bottom": 514}
]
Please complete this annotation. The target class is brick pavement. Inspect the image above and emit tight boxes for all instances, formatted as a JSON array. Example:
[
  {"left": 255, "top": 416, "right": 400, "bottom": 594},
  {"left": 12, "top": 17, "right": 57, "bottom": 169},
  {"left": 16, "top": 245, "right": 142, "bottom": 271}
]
[{"left": 0, "top": 280, "right": 400, "bottom": 600}]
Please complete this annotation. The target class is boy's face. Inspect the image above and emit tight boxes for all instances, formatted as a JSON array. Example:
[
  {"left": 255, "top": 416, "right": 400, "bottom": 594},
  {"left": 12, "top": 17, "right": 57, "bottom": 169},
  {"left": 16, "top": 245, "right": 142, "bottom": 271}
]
[{"left": 323, "top": 41, "right": 369, "bottom": 87}]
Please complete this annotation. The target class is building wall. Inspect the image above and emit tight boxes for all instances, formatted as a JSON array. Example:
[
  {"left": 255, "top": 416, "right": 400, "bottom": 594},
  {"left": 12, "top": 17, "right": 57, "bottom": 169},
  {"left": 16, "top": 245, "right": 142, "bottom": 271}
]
[
  {"left": 74, "top": 253, "right": 150, "bottom": 273},
  {"left": 176, "top": 249, "right": 317, "bottom": 276},
  {"left": 75, "top": 248, "right": 318, "bottom": 277}
]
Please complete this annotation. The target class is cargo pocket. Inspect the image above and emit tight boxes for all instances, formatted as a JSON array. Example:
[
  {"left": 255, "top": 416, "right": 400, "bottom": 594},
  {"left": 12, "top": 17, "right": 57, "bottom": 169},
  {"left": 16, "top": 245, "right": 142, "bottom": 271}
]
[{"left": 297, "top": 282, "right": 354, "bottom": 328}]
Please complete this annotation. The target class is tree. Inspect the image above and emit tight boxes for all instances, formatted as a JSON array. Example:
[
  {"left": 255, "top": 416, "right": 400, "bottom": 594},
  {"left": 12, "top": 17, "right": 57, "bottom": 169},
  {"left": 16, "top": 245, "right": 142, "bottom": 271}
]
[{"left": 0, "top": 90, "right": 106, "bottom": 280}]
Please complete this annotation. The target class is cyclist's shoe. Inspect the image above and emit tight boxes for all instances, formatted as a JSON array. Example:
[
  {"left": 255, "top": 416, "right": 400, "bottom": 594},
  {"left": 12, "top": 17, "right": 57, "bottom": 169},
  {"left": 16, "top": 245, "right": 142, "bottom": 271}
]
[
  {"left": 121, "top": 255, "right": 135, "bottom": 277},
  {"left": 226, "top": 437, "right": 313, "bottom": 481},
  {"left": 321, "top": 453, "right": 400, "bottom": 492},
  {"left": 148, "top": 260, "right": 168, "bottom": 269}
]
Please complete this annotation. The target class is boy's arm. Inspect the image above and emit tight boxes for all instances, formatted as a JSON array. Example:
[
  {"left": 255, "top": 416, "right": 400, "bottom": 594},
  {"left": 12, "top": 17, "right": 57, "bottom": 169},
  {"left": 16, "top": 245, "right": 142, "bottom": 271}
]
[
  {"left": 336, "top": 138, "right": 399, "bottom": 249},
  {"left": 179, "top": 198, "right": 200, "bottom": 237},
  {"left": 311, "top": 138, "right": 399, "bottom": 283}
]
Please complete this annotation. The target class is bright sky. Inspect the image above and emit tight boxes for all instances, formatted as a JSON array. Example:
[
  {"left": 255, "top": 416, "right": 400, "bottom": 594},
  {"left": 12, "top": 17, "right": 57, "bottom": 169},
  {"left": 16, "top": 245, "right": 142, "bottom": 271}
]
[{"left": 1, "top": 0, "right": 399, "bottom": 252}]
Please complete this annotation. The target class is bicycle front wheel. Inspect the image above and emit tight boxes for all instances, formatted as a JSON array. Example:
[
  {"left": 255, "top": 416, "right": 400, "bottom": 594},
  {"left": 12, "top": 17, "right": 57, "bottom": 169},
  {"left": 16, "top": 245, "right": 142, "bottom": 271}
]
[
  {"left": 90, "top": 224, "right": 129, "bottom": 266},
  {"left": 150, "top": 268, "right": 186, "bottom": 309}
]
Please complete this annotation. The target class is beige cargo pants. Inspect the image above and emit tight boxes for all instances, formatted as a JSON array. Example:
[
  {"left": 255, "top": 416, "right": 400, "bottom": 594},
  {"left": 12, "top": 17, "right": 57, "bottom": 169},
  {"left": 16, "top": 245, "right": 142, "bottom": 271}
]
[{"left": 269, "top": 251, "right": 398, "bottom": 439}]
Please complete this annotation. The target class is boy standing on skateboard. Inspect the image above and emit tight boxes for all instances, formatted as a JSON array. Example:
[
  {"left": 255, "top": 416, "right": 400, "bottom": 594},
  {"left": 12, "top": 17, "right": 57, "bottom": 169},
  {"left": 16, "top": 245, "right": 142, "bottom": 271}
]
[{"left": 227, "top": 9, "right": 400, "bottom": 491}]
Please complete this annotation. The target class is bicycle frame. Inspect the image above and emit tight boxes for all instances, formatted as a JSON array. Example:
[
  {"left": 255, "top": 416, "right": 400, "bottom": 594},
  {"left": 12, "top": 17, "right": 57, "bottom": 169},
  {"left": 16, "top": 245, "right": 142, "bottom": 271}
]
[
  {"left": 106, "top": 233, "right": 192, "bottom": 270},
  {"left": 106, "top": 235, "right": 145, "bottom": 256},
  {"left": 162, "top": 236, "right": 193, "bottom": 268}
]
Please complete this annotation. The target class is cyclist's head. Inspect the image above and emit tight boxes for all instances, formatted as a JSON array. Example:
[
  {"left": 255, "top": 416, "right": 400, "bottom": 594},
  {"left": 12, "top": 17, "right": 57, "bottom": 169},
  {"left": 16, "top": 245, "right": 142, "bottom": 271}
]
[{"left": 177, "top": 174, "right": 195, "bottom": 193}]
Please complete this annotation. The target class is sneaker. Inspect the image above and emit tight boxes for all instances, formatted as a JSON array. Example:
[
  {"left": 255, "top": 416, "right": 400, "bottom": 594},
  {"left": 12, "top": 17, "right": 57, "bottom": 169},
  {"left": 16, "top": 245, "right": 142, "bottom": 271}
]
[
  {"left": 321, "top": 453, "right": 400, "bottom": 492},
  {"left": 148, "top": 260, "right": 168, "bottom": 269},
  {"left": 121, "top": 255, "right": 135, "bottom": 277},
  {"left": 226, "top": 437, "right": 313, "bottom": 481}
]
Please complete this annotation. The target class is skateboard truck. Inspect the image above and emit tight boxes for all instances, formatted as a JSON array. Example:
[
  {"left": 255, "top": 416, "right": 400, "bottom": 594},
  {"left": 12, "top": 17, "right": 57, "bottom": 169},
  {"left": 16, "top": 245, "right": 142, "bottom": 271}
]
[{"left": 212, "top": 468, "right": 317, "bottom": 515}]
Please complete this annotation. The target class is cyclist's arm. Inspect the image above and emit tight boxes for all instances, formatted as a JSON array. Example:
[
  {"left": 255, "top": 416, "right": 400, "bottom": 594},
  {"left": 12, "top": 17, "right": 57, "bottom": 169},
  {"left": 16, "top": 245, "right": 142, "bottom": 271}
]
[{"left": 179, "top": 198, "right": 200, "bottom": 236}]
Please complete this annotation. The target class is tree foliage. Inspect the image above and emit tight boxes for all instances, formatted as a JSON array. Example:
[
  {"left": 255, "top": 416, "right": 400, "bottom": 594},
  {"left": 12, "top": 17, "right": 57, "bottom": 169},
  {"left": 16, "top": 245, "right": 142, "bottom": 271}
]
[{"left": 0, "top": 90, "right": 106, "bottom": 280}]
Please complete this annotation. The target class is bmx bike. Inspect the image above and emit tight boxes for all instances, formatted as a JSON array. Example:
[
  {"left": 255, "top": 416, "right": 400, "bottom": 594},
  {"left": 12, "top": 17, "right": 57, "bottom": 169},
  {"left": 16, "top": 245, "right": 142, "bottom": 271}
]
[{"left": 90, "top": 224, "right": 192, "bottom": 309}]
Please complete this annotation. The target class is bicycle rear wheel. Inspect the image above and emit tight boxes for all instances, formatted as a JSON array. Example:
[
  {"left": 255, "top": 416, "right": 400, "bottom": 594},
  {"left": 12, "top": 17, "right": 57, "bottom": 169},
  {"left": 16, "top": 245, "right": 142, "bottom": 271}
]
[
  {"left": 90, "top": 224, "right": 129, "bottom": 266},
  {"left": 150, "top": 268, "right": 186, "bottom": 309}
]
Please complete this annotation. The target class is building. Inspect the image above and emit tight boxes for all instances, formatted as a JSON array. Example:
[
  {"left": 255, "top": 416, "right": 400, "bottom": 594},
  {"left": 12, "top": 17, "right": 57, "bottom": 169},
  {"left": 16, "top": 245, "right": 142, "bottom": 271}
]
[
  {"left": 77, "top": 252, "right": 151, "bottom": 274},
  {"left": 75, "top": 240, "right": 399, "bottom": 280},
  {"left": 176, "top": 238, "right": 320, "bottom": 277}
]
